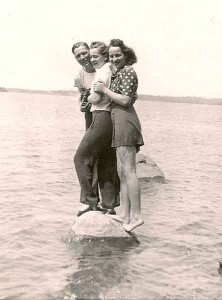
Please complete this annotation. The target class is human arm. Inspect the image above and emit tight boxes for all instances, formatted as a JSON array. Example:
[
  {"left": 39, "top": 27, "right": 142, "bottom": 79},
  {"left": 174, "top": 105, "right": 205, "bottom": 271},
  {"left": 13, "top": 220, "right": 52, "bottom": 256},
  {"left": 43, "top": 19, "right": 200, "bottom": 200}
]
[
  {"left": 88, "top": 90, "right": 103, "bottom": 105},
  {"left": 78, "top": 89, "right": 91, "bottom": 112},
  {"left": 74, "top": 73, "right": 84, "bottom": 93},
  {"left": 88, "top": 63, "right": 112, "bottom": 105},
  {"left": 94, "top": 66, "right": 138, "bottom": 107},
  {"left": 77, "top": 87, "right": 87, "bottom": 94},
  {"left": 93, "top": 81, "right": 132, "bottom": 107},
  {"left": 74, "top": 73, "right": 87, "bottom": 104}
]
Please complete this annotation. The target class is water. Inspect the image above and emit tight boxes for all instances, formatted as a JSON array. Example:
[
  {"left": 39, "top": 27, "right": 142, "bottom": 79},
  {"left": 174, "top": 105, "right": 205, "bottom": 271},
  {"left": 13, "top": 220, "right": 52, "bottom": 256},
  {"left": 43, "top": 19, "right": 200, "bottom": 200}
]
[{"left": 0, "top": 92, "right": 222, "bottom": 300}]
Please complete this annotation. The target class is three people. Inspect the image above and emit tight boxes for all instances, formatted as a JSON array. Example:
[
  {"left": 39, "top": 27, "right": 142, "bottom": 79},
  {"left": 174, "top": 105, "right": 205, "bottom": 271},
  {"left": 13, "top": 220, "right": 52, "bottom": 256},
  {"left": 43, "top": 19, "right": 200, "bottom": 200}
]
[{"left": 72, "top": 39, "right": 144, "bottom": 231}]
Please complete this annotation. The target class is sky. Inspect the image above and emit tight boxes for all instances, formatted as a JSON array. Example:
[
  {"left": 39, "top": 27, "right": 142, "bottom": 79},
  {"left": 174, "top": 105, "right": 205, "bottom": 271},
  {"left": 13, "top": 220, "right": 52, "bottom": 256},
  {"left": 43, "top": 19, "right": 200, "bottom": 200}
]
[{"left": 1, "top": 0, "right": 222, "bottom": 98}]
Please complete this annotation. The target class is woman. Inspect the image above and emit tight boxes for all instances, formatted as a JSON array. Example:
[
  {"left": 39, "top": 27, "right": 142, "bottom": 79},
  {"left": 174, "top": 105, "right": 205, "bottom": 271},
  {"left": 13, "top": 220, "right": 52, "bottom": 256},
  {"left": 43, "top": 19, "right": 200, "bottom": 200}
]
[
  {"left": 94, "top": 39, "right": 144, "bottom": 232},
  {"left": 74, "top": 41, "right": 120, "bottom": 216}
]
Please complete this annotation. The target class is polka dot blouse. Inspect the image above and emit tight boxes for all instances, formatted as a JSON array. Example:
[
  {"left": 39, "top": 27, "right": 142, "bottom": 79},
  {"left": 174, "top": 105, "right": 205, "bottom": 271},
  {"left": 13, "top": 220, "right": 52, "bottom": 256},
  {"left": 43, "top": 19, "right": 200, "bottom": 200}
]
[{"left": 111, "top": 65, "right": 138, "bottom": 97}]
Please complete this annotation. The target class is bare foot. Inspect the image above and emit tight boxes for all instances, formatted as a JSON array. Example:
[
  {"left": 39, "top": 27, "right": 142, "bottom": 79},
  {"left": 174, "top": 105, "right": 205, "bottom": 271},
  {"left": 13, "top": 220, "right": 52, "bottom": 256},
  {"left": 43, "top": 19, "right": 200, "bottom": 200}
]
[
  {"left": 123, "top": 218, "right": 144, "bottom": 232},
  {"left": 107, "top": 214, "right": 130, "bottom": 224}
]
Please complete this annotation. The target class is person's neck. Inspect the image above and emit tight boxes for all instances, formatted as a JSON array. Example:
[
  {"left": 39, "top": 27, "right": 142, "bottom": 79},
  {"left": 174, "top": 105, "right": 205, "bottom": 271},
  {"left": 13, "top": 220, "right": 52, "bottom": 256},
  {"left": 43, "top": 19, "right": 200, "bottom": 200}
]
[{"left": 84, "top": 65, "right": 95, "bottom": 73}]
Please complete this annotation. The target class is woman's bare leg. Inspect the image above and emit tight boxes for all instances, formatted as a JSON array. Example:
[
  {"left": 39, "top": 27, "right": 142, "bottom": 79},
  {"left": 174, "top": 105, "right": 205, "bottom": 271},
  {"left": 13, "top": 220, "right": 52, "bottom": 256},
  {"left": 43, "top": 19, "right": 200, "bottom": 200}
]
[
  {"left": 108, "top": 150, "right": 130, "bottom": 224},
  {"left": 117, "top": 146, "right": 144, "bottom": 231}
]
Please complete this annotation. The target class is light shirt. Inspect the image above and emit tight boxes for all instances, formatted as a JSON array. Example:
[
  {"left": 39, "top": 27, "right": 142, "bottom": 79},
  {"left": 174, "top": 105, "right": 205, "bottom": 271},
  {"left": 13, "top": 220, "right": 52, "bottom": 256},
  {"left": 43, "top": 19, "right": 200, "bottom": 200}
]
[
  {"left": 74, "top": 68, "right": 96, "bottom": 90},
  {"left": 90, "top": 62, "right": 113, "bottom": 112}
]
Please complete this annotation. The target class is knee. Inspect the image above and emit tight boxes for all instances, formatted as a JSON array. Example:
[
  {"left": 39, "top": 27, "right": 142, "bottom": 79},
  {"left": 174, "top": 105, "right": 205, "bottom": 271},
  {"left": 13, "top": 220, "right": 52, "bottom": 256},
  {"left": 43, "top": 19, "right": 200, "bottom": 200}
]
[
  {"left": 73, "top": 152, "right": 77, "bottom": 165},
  {"left": 74, "top": 150, "right": 83, "bottom": 169},
  {"left": 74, "top": 154, "right": 78, "bottom": 169},
  {"left": 122, "top": 166, "right": 137, "bottom": 181}
]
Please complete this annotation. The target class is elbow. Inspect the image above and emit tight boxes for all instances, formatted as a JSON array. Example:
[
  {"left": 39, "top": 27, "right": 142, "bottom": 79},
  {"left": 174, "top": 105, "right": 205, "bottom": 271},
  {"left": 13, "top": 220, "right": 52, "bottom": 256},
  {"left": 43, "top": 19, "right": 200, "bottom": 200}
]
[
  {"left": 122, "top": 98, "right": 132, "bottom": 107},
  {"left": 87, "top": 95, "right": 93, "bottom": 104},
  {"left": 88, "top": 94, "right": 101, "bottom": 104}
]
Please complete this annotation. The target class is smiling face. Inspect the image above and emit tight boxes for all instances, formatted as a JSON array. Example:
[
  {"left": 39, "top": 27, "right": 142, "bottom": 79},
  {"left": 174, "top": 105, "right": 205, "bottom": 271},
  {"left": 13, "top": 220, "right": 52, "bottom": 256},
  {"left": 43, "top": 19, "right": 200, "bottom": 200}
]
[
  {"left": 90, "top": 48, "right": 106, "bottom": 69},
  {"left": 73, "top": 45, "right": 92, "bottom": 68},
  {"left": 109, "top": 46, "right": 126, "bottom": 70}
]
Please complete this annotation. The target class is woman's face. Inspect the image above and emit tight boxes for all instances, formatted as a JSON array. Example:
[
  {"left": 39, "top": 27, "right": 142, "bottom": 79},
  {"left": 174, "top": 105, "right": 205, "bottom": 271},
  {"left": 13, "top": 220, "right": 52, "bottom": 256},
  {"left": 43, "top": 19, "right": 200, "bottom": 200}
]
[
  {"left": 90, "top": 48, "right": 106, "bottom": 69},
  {"left": 109, "top": 46, "right": 126, "bottom": 70}
]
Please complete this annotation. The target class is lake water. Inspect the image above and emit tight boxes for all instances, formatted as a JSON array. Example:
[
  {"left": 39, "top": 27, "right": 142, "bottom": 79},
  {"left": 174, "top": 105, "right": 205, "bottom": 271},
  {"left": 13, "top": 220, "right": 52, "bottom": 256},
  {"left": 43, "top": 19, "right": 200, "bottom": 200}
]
[{"left": 0, "top": 92, "right": 222, "bottom": 300}]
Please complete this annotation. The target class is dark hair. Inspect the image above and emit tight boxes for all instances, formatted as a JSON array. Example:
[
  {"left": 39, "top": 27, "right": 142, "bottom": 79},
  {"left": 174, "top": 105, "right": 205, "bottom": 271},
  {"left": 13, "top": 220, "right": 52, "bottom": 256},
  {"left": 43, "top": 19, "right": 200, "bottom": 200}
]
[
  {"left": 90, "top": 41, "right": 108, "bottom": 61},
  {"left": 72, "top": 42, "right": 89, "bottom": 54},
  {"left": 109, "top": 39, "right": 137, "bottom": 65}
]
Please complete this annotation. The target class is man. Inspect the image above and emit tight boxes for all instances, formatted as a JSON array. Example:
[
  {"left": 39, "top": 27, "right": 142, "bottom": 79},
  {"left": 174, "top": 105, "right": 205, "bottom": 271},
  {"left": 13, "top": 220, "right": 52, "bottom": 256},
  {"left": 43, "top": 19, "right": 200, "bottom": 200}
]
[{"left": 72, "top": 42, "right": 96, "bottom": 130}]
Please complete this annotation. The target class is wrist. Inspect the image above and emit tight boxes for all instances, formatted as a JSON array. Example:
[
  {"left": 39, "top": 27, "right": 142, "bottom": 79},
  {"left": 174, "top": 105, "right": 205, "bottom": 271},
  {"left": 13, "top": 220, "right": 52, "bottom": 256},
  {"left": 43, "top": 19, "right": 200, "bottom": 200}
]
[{"left": 104, "top": 87, "right": 109, "bottom": 95}]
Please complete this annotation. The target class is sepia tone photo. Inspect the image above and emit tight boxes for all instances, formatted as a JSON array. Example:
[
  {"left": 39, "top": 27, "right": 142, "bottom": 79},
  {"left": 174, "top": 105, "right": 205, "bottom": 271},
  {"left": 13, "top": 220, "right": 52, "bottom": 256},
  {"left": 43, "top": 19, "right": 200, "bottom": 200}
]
[{"left": 1, "top": 0, "right": 222, "bottom": 299}]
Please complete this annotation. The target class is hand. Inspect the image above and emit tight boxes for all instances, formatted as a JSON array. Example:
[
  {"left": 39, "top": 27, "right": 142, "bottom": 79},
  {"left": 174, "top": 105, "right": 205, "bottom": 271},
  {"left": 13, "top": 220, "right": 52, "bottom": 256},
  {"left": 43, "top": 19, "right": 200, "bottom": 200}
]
[
  {"left": 131, "top": 93, "right": 138, "bottom": 104},
  {"left": 93, "top": 80, "right": 106, "bottom": 93},
  {"left": 79, "top": 88, "right": 87, "bottom": 93}
]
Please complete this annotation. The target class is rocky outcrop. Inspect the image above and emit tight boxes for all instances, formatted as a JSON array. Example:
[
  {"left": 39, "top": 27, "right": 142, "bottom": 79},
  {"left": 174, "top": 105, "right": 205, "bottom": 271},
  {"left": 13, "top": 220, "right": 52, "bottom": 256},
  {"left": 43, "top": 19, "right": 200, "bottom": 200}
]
[
  {"left": 70, "top": 211, "right": 132, "bottom": 241},
  {"left": 136, "top": 153, "right": 165, "bottom": 182}
]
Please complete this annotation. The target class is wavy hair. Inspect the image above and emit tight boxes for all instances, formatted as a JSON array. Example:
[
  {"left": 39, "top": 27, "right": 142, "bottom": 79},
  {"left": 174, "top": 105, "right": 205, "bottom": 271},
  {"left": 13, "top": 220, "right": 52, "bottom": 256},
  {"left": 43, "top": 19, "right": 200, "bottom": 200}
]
[
  {"left": 108, "top": 39, "right": 137, "bottom": 65},
  {"left": 90, "top": 41, "right": 108, "bottom": 61}
]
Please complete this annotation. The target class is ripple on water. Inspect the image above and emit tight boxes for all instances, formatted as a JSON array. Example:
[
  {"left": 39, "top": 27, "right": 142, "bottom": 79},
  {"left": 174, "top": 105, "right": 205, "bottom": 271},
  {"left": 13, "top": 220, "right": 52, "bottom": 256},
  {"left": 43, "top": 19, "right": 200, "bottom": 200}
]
[{"left": 1, "top": 94, "right": 222, "bottom": 299}]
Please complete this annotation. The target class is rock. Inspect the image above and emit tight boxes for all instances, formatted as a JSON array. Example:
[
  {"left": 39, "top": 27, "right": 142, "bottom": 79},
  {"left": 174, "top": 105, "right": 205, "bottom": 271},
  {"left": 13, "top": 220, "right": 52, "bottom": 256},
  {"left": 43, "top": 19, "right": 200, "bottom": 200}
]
[
  {"left": 136, "top": 153, "right": 165, "bottom": 182},
  {"left": 69, "top": 153, "right": 164, "bottom": 241},
  {"left": 70, "top": 211, "right": 132, "bottom": 240}
]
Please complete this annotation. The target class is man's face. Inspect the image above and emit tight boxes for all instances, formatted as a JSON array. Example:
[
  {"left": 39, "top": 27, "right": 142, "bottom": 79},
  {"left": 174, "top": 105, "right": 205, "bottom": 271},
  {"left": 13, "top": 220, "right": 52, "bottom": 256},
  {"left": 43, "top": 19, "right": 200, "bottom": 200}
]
[{"left": 74, "top": 45, "right": 92, "bottom": 68}]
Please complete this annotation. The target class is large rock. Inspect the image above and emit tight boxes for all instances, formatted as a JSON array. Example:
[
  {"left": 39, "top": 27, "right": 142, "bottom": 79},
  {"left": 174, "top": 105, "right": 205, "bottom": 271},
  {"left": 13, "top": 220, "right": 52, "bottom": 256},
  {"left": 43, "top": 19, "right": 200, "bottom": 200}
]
[
  {"left": 136, "top": 153, "right": 165, "bottom": 182},
  {"left": 70, "top": 211, "right": 132, "bottom": 240},
  {"left": 69, "top": 154, "right": 164, "bottom": 241}
]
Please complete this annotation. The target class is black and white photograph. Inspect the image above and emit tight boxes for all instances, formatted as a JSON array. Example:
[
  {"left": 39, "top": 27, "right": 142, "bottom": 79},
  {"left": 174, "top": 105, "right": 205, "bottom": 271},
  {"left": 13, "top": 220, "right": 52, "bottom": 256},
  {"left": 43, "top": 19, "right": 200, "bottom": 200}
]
[{"left": 1, "top": 0, "right": 222, "bottom": 299}]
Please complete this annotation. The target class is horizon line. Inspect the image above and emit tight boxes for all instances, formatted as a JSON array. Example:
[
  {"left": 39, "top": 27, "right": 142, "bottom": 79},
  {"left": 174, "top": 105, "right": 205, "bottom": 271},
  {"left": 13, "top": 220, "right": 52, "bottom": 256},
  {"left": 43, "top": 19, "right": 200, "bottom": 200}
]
[{"left": 1, "top": 87, "right": 222, "bottom": 101}]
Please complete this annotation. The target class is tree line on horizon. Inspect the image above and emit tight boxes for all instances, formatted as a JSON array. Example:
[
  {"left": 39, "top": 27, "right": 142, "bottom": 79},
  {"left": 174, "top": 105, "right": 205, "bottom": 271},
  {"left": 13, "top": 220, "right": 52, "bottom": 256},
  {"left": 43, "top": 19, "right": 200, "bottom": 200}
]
[
  {"left": 1, "top": 87, "right": 222, "bottom": 105},
  {"left": 0, "top": 87, "right": 7, "bottom": 92}
]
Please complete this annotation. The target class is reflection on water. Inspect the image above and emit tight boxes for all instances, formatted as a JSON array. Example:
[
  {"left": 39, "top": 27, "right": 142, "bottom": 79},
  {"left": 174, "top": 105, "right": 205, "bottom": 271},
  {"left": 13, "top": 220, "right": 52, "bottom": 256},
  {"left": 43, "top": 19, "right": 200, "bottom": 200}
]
[{"left": 55, "top": 238, "right": 140, "bottom": 300}]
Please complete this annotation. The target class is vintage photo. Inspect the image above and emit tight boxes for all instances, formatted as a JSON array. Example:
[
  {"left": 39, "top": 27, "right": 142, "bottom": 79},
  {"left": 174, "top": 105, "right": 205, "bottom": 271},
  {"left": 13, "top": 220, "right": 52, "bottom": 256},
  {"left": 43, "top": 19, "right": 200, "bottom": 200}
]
[{"left": 0, "top": 0, "right": 222, "bottom": 299}]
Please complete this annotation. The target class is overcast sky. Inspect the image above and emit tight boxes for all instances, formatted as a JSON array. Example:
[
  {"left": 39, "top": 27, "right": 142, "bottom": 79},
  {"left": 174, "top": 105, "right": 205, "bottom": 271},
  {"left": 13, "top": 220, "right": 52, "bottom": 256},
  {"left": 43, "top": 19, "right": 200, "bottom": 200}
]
[{"left": 1, "top": 0, "right": 222, "bottom": 97}]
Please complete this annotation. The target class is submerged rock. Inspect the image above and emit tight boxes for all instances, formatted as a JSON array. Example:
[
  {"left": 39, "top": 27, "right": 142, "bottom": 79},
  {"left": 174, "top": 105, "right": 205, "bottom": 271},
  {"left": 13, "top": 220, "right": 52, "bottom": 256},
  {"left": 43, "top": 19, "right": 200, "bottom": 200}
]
[
  {"left": 136, "top": 153, "right": 165, "bottom": 182},
  {"left": 70, "top": 211, "right": 132, "bottom": 240}
]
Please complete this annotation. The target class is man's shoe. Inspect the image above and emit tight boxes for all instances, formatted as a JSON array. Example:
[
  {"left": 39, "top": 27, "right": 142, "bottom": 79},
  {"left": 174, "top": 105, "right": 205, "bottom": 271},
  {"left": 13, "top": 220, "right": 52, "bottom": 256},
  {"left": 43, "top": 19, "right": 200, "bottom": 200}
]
[
  {"left": 105, "top": 208, "right": 116, "bottom": 215},
  {"left": 96, "top": 203, "right": 107, "bottom": 213}
]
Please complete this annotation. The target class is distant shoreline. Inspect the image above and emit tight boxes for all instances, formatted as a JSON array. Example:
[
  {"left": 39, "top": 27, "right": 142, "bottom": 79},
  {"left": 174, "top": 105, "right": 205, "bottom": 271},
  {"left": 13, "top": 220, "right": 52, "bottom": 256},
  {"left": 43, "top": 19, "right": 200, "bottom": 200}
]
[
  {"left": 138, "top": 94, "right": 222, "bottom": 105},
  {"left": 1, "top": 88, "right": 222, "bottom": 105},
  {"left": 0, "top": 88, "right": 77, "bottom": 97}
]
